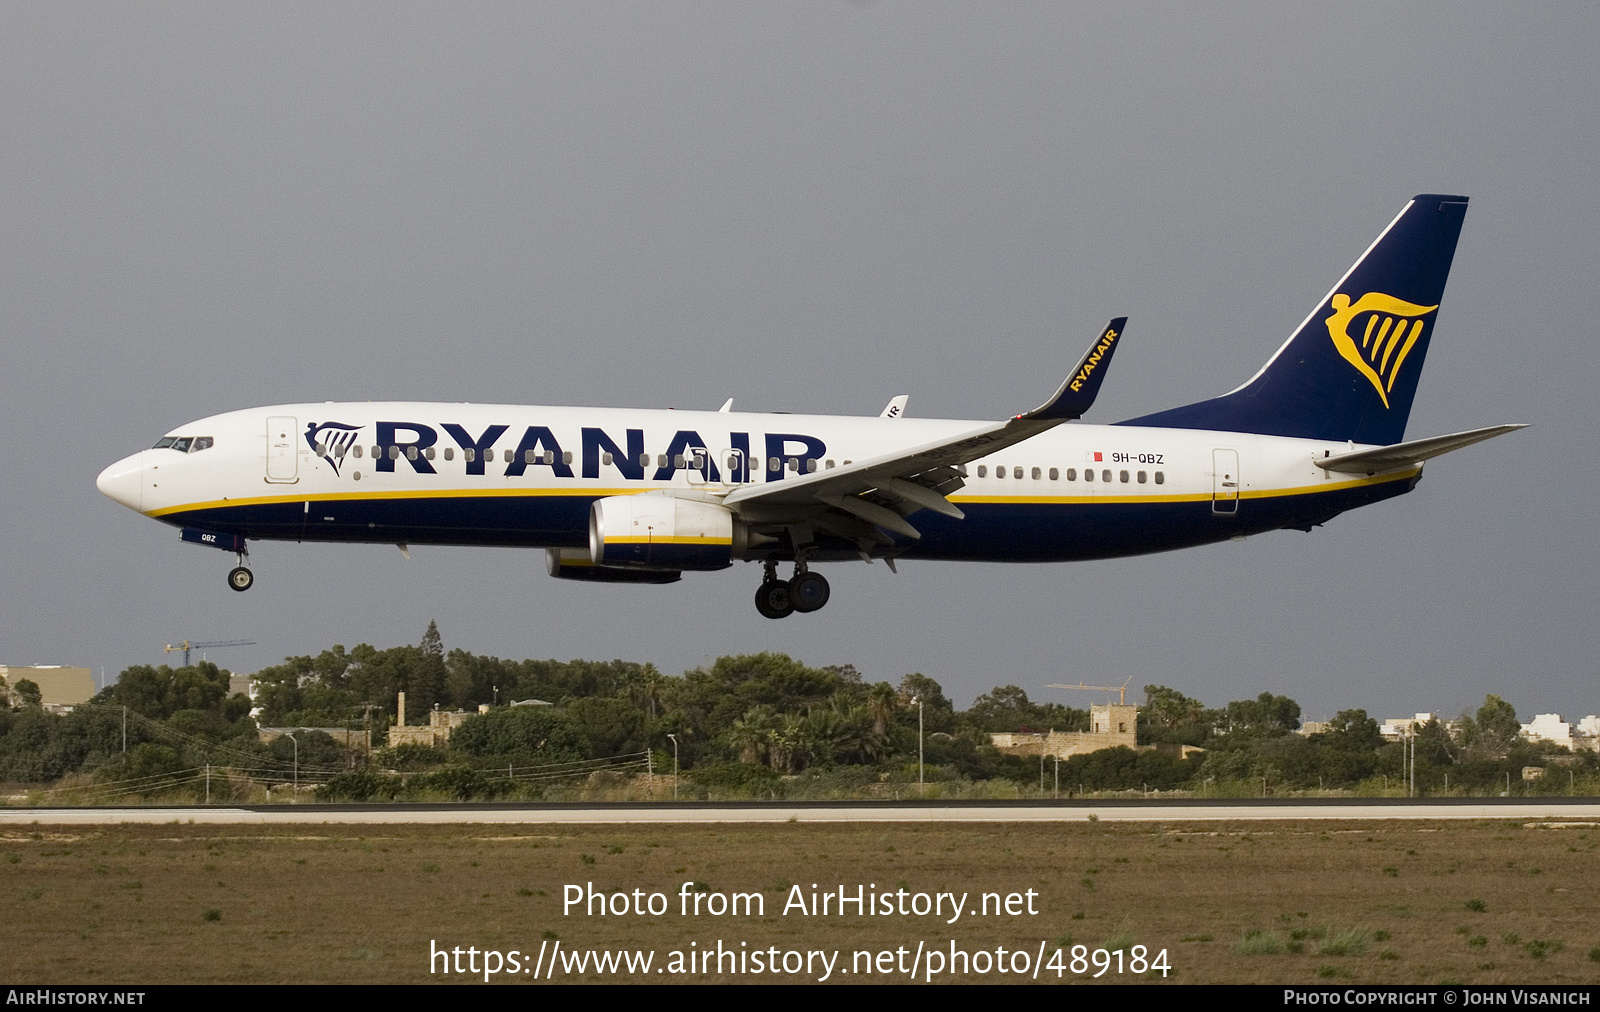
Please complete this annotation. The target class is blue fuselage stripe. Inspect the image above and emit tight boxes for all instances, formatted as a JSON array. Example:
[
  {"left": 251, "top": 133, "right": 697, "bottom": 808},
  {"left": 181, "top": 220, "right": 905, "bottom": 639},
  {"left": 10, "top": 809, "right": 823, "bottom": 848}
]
[{"left": 159, "top": 477, "right": 1416, "bottom": 562}]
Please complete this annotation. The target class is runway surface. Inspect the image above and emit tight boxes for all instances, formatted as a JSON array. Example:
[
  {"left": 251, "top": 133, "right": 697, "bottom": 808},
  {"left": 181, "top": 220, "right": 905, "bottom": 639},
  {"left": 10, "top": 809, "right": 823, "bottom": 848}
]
[{"left": 4, "top": 798, "right": 1599, "bottom": 825}]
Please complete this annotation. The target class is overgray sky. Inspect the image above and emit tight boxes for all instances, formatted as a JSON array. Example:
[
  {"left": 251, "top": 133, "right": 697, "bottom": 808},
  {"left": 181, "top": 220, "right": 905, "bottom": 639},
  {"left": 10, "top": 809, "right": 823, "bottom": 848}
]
[{"left": 4, "top": 4, "right": 1595, "bottom": 719}]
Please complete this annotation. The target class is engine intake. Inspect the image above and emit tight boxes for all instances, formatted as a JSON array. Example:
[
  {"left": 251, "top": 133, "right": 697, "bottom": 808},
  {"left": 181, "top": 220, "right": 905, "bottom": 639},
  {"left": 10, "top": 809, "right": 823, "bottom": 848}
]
[{"left": 590, "top": 493, "right": 742, "bottom": 571}]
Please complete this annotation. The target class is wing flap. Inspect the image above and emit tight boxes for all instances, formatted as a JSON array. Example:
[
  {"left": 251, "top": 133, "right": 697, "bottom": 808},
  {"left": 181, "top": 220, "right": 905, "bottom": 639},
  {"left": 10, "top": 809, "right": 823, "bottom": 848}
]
[{"left": 723, "top": 318, "right": 1127, "bottom": 535}]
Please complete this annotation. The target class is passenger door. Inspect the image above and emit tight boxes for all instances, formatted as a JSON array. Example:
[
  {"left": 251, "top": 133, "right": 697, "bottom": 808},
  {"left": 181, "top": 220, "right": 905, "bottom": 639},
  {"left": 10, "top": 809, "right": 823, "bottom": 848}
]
[
  {"left": 266, "top": 416, "right": 299, "bottom": 483},
  {"left": 1212, "top": 448, "right": 1239, "bottom": 515}
]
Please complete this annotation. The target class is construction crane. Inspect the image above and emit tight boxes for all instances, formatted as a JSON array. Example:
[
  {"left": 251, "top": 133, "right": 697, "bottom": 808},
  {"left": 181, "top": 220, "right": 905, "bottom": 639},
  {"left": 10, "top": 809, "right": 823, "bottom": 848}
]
[
  {"left": 1046, "top": 676, "right": 1134, "bottom": 706},
  {"left": 164, "top": 639, "right": 255, "bottom": 666}
]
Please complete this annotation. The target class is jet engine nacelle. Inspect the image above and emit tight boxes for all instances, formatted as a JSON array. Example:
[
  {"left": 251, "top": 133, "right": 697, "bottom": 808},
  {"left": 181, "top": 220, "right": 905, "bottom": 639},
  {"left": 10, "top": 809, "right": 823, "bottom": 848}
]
[
  {"left": 545, "top": 548, "right": 682, "bottom": 584},
  {"left": 590, "top": 493, "right": 742, "bottom": 571}
]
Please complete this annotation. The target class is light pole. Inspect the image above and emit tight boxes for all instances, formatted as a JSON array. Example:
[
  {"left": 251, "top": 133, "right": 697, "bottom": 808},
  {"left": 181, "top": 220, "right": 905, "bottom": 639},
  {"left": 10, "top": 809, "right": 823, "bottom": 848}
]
[
  {"left": 911, "top": 696, "right": 924, "bottom": 789},
  {"left": 666, "top": 734, "right": 679, "bottom": 800},
  {"left": 284, "top": 731, "right": 298, "bottom": 802}
]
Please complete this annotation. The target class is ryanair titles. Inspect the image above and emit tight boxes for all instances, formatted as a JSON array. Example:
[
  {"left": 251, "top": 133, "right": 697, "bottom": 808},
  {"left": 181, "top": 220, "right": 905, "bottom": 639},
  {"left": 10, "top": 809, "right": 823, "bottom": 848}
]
[
  {"left": 305, "top": 421, "right": 828, "bottom": 484},
  {"left": 1068, "top": 327, "right": 1118, "bottom": 393}
]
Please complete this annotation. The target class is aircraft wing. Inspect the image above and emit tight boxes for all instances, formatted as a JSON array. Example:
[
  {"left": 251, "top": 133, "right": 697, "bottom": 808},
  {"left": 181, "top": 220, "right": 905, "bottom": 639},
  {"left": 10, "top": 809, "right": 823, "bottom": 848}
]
[
  {"left": 722, "top": 319, "right": 1125, "bottom": 542},
  {"left": 1313, "top": 423, "right": 1526, "bottom": 475}
]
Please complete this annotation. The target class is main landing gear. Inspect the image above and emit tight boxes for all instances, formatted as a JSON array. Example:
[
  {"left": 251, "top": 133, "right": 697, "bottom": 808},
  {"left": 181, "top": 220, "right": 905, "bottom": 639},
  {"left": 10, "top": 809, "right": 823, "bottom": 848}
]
[
  {"left": 754, "top": 559, "right": 830, "bottom": 619},
  {"left": 227, "top": 551, "right": 253, "bottom": 592}
]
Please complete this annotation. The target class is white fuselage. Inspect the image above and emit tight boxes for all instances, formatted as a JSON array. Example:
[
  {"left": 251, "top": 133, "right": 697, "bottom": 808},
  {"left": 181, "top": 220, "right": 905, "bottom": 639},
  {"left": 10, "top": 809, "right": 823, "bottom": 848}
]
[{"left": 96, "top": 402, "right": 1417, "bottom": 565}]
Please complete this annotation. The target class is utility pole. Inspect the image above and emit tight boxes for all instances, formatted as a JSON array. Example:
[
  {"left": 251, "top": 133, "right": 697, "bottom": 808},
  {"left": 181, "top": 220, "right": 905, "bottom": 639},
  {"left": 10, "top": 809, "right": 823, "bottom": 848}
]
[
  {"left": 667, "top": 734, "right": 679, "bottom": 801},
  {"left": 284, "top": 731, "right": 298, "bottom": 802}
]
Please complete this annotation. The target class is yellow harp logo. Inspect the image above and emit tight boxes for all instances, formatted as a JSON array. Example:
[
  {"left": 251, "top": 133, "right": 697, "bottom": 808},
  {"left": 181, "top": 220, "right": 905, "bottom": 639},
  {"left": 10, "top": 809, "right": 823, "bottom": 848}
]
[{"left": 1324, "top": 292, "right": 1438, "bottom": 408}]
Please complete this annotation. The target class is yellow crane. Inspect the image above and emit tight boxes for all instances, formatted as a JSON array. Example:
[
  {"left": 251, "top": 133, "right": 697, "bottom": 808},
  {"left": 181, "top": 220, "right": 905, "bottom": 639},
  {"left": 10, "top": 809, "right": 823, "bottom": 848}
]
[
  {"left": 1046, "top": 675, "right": 1134, "bottom": 705},
  {"left": 163, "top": 639, "right": 255, "bottom": 666}
]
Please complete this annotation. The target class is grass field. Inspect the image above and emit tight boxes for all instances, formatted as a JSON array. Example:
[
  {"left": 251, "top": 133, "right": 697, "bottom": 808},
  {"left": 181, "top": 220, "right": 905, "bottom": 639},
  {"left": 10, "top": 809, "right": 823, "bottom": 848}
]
[{"left": 2, "top": 819, "right": 1597, "bottom": 984}]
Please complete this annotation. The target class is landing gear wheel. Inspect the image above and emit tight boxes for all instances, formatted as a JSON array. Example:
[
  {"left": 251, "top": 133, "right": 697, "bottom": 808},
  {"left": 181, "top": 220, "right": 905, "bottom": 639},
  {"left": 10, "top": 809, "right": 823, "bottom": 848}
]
[
  {"left": 789, "top": 571, "right": 830, "bottom": 613},
  {"left": 228, "top": 566, "right": 254, "bottom": 592},
  {"left": 754, "top": 579, "right": 794, "bottom": 619}
]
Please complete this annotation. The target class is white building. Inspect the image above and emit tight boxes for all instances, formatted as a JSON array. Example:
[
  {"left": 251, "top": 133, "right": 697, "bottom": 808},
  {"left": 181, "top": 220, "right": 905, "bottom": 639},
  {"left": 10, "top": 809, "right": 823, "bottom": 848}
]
[
  {"left": 1521, "top": 713, "right": 1600, "bottom": 752},
  {"left": 1379, "top": 713, "right": 1436, "bottom": 741}
]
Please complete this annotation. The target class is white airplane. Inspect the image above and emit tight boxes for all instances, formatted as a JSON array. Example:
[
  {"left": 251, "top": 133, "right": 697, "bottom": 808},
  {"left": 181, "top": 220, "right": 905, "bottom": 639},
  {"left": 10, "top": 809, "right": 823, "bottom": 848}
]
[{"left": 98, "top": 194, "right": 1521, "bottom": 618}]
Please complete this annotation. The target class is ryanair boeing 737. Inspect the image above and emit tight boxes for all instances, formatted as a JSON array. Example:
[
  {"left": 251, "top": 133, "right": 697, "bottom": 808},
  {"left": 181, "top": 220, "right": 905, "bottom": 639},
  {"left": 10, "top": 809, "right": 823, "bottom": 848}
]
[{"left": 97, "top": 195, "right": 1521, "bottom": 618}]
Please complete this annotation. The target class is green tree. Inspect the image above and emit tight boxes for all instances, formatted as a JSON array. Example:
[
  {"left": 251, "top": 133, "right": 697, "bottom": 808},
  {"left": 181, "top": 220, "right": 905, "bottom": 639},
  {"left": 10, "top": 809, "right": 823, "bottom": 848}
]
[
  {"left": 565, "top": 696, "right": 649, "bottom": 758},
  {"left": 1143, "top": 685, "right": 1206, "bottom": 731},
  {"left": 11, "top": 679, "right": 41, "bottom": 708},
  {"left": 1222, "top": 692, "right": 1301, "bottom": 737},
  {"left": 1323, "top": 709, "right": 1384, "bottom": 751},
  {"left": 449, "top": 707, "right": 587, "bottom": 763}
]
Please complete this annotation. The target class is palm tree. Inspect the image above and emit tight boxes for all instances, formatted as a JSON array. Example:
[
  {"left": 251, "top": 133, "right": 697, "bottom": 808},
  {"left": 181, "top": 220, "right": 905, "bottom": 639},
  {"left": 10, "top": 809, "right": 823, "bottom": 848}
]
[
  {"left": 728, "top": 705, "right": 779, "bottom": 765},
  {"left": 867, "top": 682, "right": 898, "bottom": 739}
]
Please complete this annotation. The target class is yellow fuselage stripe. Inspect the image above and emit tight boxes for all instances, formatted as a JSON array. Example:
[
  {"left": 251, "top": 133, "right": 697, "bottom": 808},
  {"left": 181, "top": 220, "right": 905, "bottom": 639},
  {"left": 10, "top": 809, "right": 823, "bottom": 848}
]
[{"left": 146, "top": 468, "right": 1416, "bottom": 518}]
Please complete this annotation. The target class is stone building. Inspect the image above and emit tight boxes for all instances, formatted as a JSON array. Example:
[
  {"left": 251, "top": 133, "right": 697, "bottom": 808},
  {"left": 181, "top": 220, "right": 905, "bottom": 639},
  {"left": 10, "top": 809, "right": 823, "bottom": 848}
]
[
  {"left": 1, "top": 665, "right": 95, "bottom": 711},
  {"left": 386, "top": 691, "right": 487, "bottom": 748},
  {"left": 990, "top": 703, "right": 1140, "bottom": 760}
]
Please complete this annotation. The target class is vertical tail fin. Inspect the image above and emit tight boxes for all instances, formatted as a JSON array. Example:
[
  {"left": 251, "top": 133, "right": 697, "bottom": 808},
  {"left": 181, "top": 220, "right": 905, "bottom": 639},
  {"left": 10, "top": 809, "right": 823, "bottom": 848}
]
[{"left": 1119, "top": 195, "right": 1469, "bottom": 445}]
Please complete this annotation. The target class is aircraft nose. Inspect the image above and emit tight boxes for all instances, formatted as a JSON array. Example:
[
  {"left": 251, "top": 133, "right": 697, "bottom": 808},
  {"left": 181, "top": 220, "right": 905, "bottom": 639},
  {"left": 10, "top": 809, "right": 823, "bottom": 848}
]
[{"left": 96, "top": 452, "right": 145, "bottom": 512}]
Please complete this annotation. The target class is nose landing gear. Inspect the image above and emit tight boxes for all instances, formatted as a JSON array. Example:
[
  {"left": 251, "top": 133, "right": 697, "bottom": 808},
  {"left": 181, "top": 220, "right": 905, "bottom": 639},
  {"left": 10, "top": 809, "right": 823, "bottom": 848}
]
[
  {"left": 227, "top": 550, "right": 253, "bottom": 592},
  {"left": 754, "top": 559, "right": 830, "bottom": 619}
]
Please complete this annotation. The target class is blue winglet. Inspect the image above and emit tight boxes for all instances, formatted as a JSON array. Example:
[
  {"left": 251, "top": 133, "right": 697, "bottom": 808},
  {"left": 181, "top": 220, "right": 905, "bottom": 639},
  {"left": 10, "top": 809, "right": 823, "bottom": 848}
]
[{"left": 1022, "top": 318, "right": 1127, "bottom": 421}]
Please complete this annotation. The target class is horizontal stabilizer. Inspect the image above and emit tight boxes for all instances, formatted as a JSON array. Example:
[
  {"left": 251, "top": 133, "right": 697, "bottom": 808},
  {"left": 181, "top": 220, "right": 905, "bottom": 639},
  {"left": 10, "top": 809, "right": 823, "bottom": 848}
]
[{"left": 1314, "top": 424, "right": 1526, "bottom": 474}]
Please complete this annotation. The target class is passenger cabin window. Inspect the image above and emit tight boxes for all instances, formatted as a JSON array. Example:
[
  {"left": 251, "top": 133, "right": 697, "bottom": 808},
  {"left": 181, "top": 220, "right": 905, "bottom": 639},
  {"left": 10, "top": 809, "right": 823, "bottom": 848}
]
[
  {"left": 1066, "top": 468, "right": 1076, "bottom": 480},
  {"left": 1084, "top": 468, "right": 1093, "bottom": 482},
  {"left": 1013, "top": 466, "right": 1023, "bottom": 479},
  {"left": 1049, "top": 467, "right": 1058, "bottom": 481},
  {"left": 1102, "top": 469, "right": 1112, "bottom": 482},
  {"left": 1154, "top": 471, "right": 1165, "bottom": 484},
  {"left": 443, "top": 447, "right": 454, "bottom": 461},
  {"left": 1119, "top": 470, "right": 1129, "bottom": 483},
  {"left": 353, "top": 445, "right": 364, "bottom": 459},
  {"left": 1137, "top": 470, "right": 1147, "bottom": 483},
  {"left": 602, "top": 451, "right": 614, "bottom": 465},
  {"left": 1032, "top": 467, "right": 1041, "bottom": 480},
  {"left": 976, "top": 465, "right": 987, "bottom": 478}
]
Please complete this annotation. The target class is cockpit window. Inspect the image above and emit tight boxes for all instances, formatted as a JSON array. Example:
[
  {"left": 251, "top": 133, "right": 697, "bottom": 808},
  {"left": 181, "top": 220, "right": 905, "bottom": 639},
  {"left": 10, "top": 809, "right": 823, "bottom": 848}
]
[{"left": 154, "top": 436, "right": 214, "bottom": 453}]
